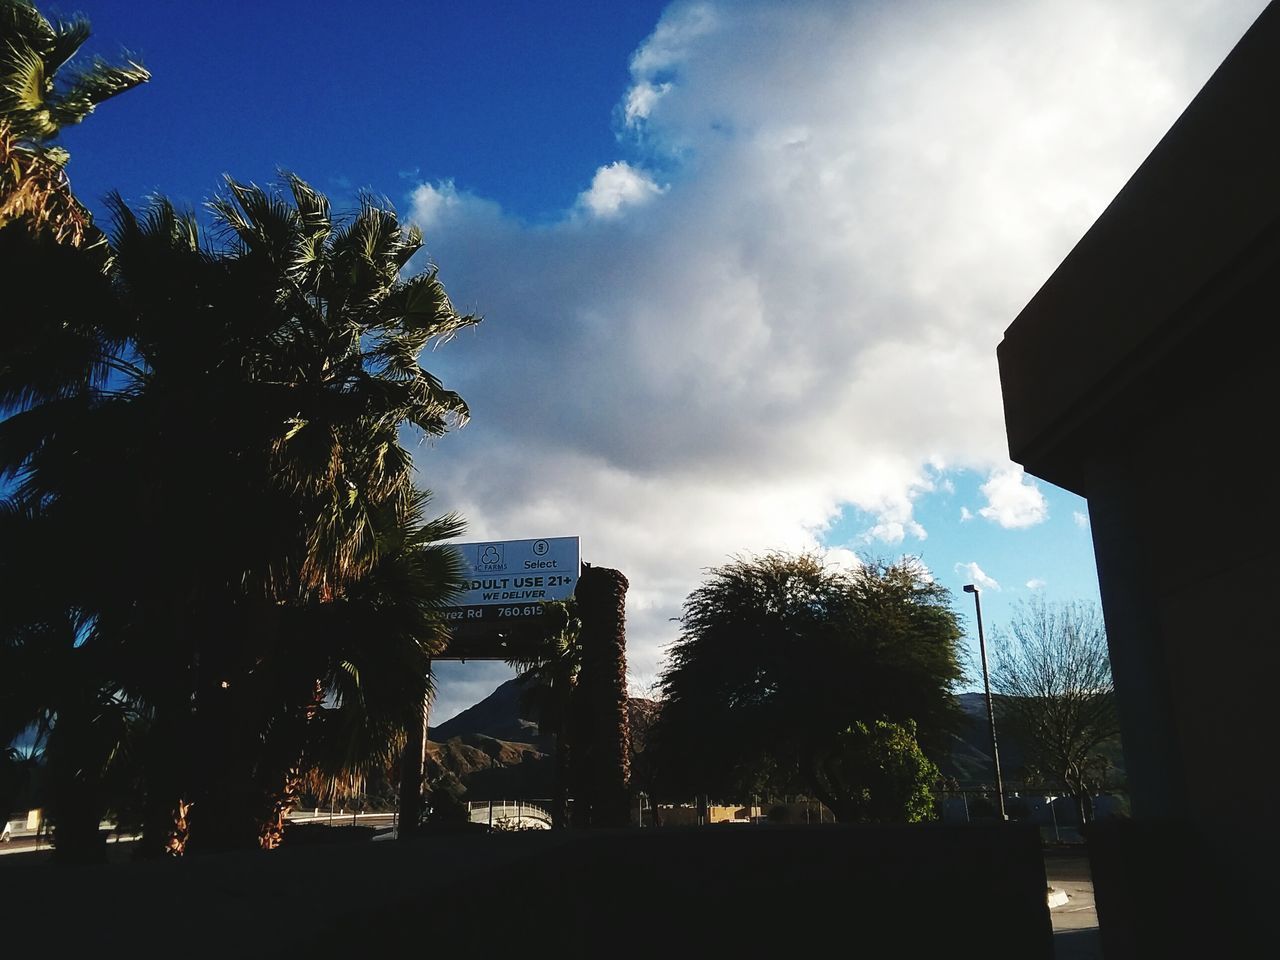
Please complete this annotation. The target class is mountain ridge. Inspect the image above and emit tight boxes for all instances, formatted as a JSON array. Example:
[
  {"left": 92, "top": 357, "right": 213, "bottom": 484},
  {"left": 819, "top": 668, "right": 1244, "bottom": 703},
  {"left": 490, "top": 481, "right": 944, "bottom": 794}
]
[{"left": 426, "top": 680, "right": 1124, "bottom": 795}]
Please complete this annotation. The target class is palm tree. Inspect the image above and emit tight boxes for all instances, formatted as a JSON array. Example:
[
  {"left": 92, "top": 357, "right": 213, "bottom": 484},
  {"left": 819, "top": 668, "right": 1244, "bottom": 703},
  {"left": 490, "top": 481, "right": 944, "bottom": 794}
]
[
  {"left": 1, "top": 2, "right": 148, "bottom": 861},
  {"left": 2, "top": 172, "right": 476, "bottom": 857},
  {"left": 0, "top": 0, "right": 149, "bottom": 141},
  {"left": 101, "top": 178, "right": 477, "bottom": 852},
  {"left": 0, "top": 498, "right": 150, "bottom": 862},
  {"left": 0, "top": 0, "right": 148, "bottom": 244},
  {"left": 506, "top": 599, "right": 584, "bottom": 829},
  {"left": 269, "top": 489, "right": 465, "bottom": 848},
  {"left": 175, "top": 174, "right": 477, "bottom": 598},
  {"left": 506, "top": 571, "right": 633, "bottom": 830}
]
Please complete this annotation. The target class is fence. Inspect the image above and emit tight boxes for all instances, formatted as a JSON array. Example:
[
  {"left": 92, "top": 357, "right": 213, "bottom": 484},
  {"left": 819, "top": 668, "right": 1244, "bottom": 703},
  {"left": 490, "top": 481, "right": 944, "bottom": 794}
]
[
  {"left": 935, "top": 787, "right": 1130, "bottom": 842},
  {"left": 465, "top": 799, "right": 554, "bottom": 829}
]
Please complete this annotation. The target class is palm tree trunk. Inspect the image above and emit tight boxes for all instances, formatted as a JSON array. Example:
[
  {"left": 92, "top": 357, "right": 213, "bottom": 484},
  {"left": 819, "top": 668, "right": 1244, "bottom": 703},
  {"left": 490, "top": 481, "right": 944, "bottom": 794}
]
[
  {"left": 134, "top": 698, "right": 191, "bottom": 859},
  {"left": 46, "top": 701, "right": 107, "bottom": 865},
  {"left": 254, "top": 678, "right": 325, "bottom": 849},
  {"left": 185, "top": 676, "right": 262, "bottom": 853},
  {"left": 552, "top": 730, "right": 571, "bottom": 829},
  {"left": 572, "top": 565, "right": 631, "bottom": 827},
  {"left": 397, "top": 682, "right": 430, "bottom": 840}
]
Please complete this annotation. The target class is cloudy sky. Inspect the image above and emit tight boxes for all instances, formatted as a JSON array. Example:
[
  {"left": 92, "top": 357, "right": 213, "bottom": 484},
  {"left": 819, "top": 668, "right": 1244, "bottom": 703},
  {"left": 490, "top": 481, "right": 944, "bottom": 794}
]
[{"left": 60, "top": 0, "right": 1269, "bottom": 721}]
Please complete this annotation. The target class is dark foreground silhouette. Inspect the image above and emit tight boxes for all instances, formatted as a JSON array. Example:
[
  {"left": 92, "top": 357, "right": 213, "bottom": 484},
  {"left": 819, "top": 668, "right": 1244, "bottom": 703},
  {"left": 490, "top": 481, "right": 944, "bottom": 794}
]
[{"left": 4, "top": 822, "right": 1052, "bottom": 958}]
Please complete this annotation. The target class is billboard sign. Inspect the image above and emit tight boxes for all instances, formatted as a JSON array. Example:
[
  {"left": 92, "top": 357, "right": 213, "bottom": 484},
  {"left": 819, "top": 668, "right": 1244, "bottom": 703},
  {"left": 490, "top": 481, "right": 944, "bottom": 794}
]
[{"left": 442, "top": 536, "right": 580, "bottom": 628}]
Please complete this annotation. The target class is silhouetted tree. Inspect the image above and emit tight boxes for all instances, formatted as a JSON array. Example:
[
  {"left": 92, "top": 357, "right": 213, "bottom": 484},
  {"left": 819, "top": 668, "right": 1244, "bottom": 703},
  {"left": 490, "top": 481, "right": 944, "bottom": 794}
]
[
  {"left": 651, "top": 552, "right": 963, "bottom": 822},
  {"left": 0, "top": 2, "right": 149, "bottom": 862},
  {"left": 506, "top": 599, "right": 583, "bottom": 829},
  {"left": 108, "top": 180, "right": 473, "bottom": 853},
  {"left": 510, "top": 570, "right": 634, "bottom": 830},
  {"left": 814, "top": 720, "right": 940, "bottom": 823},
  {"left": 989, "top": 597, "right": 1119, "bottom": 823},
  {"left": 2, "top": 174, "right": 473, "bottom": 858}
]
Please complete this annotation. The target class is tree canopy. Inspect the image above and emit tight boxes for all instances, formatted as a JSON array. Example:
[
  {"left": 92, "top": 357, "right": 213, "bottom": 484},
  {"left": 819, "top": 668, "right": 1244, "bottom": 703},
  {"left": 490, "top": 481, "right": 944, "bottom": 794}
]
[
  {"left": 0, "top": 0, "right": 148, "bottom": 244},
  {"left": 650, "top": 552, "right": 964, "bottom": 822},
  {"left": 989, "top": 596, "right": 1120, "bottom": 820},
  {"left": 1, "top": 172, "right": 477, "bottom": 858}
]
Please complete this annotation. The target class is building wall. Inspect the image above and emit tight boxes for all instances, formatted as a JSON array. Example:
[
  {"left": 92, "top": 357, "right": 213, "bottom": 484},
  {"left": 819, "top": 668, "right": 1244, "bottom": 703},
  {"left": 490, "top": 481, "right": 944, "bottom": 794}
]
[{"left": 996, "top": 6, "right": 1278, "bottom": 952}]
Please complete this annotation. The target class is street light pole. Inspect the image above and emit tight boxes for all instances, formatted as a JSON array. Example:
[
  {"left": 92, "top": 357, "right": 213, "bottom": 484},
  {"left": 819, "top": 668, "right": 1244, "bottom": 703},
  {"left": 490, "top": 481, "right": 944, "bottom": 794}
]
[{"left": 964, "top": 584, "right": 1007, "bottom": 821}]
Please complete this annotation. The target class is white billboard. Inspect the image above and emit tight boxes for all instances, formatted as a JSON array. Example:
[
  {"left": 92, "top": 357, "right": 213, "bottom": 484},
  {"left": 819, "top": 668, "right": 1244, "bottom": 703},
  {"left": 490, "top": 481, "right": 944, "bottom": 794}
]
[{"left": 443, "top": 537, "right": 580, "bottom": 624}]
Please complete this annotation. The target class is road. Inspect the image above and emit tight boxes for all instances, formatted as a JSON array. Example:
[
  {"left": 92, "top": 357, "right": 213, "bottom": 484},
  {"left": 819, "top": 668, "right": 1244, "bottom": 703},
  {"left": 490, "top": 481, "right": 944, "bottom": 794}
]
[
  {"left": 0, "top": 812, "right": 399, "bottom": 858},
  {"left": 0, "top": 830, "right": 138, "bottom": 857},
  {"left": 0, "top": 833, "right": 50, "bottom": 856},
  {"left": 1044, "top": 845, "right": 1102, "bottom": 960}
]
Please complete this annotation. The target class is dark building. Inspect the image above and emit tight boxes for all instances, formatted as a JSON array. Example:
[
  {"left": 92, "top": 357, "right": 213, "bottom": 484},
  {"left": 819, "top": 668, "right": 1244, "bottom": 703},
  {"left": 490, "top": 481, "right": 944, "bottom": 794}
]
[{"left": 998, "top": 2, "right": 1278, "bottom": 954}]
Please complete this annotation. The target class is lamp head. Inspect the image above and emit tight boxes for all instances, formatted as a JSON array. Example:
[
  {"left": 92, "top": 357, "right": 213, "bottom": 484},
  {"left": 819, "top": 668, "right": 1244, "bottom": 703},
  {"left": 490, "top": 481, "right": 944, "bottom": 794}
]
[{"left": 963, "top": 584, "right": 977, "bottom": 593}]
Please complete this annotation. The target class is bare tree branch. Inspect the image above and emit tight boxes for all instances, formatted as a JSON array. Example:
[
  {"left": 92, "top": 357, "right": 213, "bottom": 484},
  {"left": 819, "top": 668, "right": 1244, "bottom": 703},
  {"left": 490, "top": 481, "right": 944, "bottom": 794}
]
[{"left": 989, "top": 597, "right": 1120, "bottom": 821}]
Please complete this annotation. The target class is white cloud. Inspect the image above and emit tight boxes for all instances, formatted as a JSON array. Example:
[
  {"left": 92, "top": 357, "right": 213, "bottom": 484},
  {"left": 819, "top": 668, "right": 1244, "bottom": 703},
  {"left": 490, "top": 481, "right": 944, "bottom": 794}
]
[
  {"left": 1026, "top": 578, "right": 1048, "bottom": 590},
  {"left": 1073, "top": 510, "right": 1091, "bottom": 529},
  {"left": 409, "top": 179, "right": 506, "bottom": 236},
  {"left": 623, "top": 81, "right": 672, "bottom": 126},
  {"left": 823, "top": 547, "right": 864, "bottom": 572},
  {"left": 960, "top": 507, "right": 974, "bottom": 522},
  {"left": 407, "top": 0, "right": 1266, "bottom": 689},
  {"left": 955, "top": 562, "right": 1000, "bottom": 592},
  {"left": 979, "top": 465, "right": 1049, "bottom": 529},
  {"left": 577, "top": 161, "right": 666, "bottom": 218},
  {"left": 627, "top": 3, "right": 720, "bottom": 87},
  {"left": 621, "top": 2, "right": 719, "bottom": 134},
  {"left": 864, "top": 518, "right": 927, "bottom": 544}
]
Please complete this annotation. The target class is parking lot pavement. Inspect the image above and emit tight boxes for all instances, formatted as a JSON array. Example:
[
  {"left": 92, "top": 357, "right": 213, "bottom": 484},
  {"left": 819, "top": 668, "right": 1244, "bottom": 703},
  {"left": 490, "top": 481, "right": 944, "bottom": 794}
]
[{"left": 1043, "top": 845, "right": 1102, "bottom": 960}]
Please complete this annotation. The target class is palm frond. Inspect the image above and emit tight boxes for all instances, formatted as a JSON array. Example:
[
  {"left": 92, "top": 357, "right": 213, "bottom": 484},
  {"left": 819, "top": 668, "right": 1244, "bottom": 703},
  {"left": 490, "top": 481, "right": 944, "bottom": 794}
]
[
  {"left": 42, "top": 15, "right": 90, "bottom": 75},
  {"left": 0, "top": 120, "right": 96, "bottom": 242},
  {"left": 208, "top": 176, "right": 301, "bottom": 268},
  {"left": 377, "top": 266, "right": 481, "bottom": 342},
  {"left": 107, "top": 190, "right": 199, "bottom": 256},
  {"left": 284, "top": 172, "right": 331, "bottom": 237},
  {"left": 1, "top": 0, "right": 148, "bottom": 142},
  {"left": 0, "top": 1, "right": 56, "bottom": 49},
  {"left": 46, "top": 57, "right": 150, "bottom": 128},
  {"left": 0, "top": 41, "right": 50, "bottom": 133}
]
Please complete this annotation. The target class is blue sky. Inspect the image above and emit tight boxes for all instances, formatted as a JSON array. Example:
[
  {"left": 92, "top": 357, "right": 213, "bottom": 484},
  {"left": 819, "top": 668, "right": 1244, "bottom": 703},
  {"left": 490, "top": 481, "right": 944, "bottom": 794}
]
[
  {"left": 47, "top": 0, "right": 1268, "bottom": 722},
  {"left": 54, "top": 1, "right": 672, "bottom": 223}
]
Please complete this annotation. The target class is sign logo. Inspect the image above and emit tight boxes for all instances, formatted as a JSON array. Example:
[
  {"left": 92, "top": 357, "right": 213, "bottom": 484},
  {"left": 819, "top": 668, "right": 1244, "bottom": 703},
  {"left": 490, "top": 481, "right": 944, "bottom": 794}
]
[{"left": 476, "top": 543, "right": 506, "bottom": 571}]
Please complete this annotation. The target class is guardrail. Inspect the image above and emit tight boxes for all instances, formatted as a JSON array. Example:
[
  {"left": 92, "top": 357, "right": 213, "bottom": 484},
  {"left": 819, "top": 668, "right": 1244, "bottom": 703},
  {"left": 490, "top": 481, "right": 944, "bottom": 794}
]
[
  {"left": 467, "top": 800, "right": 553, "bottom": 828},
  {"left": 3, "top": 804, "right": 553, "bottom": 849},
  {"left": 285, "top": 810, "right": 397, "bottom": 827},
  {"left": 285, "top": 803, "right": 556, "bottom": 830}
]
